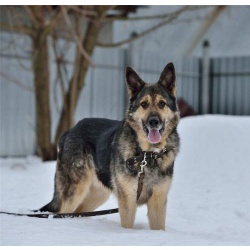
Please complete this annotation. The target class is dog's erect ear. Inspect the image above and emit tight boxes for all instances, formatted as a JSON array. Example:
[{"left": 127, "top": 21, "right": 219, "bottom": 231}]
[
  {"left": 126, "top": 67, "right": 145, "bottom": 99},
  {"left": 158, "top": 62, "right": 176, "bottom": 96}
]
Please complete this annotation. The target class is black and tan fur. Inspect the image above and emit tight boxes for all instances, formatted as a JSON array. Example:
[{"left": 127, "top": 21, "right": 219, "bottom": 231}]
[{"left": 40, "top": 63, "right": 180, "bottom": 230}]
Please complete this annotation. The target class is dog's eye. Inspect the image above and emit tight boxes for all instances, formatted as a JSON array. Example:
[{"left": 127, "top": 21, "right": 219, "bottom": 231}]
[
  {"left": 158, "top": 101, "right": 166, "bottom": 109},
  {"left": 140, "top": 102, "right": 148, "bottom": 109}
]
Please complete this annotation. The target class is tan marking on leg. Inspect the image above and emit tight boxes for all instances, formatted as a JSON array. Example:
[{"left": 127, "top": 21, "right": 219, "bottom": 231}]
[
  {"left": 59, "top": 169, "right": 94, "bottom": 213},
  {"left": 147, "top": 178, "right": 172, "bottom": 230},
  {"left": 116, "top": 175, "right": 137, "bottom": 229},
  {"left": 118, "top": 195, "right": 137, "bottom": 229},
  {"left": 74, "top": 174, "right": 111, "bottom": 212}
]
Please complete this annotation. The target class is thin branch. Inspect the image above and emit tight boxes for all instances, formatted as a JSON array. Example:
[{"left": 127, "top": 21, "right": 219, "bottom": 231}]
[
  {"left": 97, "top": 6, "right": 191, "bottom": 48},
  {"left": 0, "top": 23, "right": 34, "bottom": 36},
  {"left": 51, "top": 34, "right": 66, "bottom": 99},
  {"left": 68, "top": 6, "right": 97, "bottom": 18},
  {"left": 61, "top": 6, "right": 93, "bottom": 65},
  {"left": 169, "top": 15, "right": 209, "bottom": 24},
  {"left": 23, "top": 6, "right": 39, "bottom": 28},
  {"left": 1, "top": 6, "right": 34, "bottom": 36},
  {"left": 43, "top": 8, "right": 63, "bottom": 36},
  {"left": 50, "top": 8, "right": 63, "bottom": 27},
  {"left": 96, "top": 5, "right": 116, "bottom": 19},
  {"left": 105, "top": 6, "right": 210, "bottom": 21},
  {"left": 0, "top": 71, "right": 34, "bottom": 92}
]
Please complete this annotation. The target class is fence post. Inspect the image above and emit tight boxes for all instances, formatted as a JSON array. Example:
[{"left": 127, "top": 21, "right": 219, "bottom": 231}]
[{"left": 201, "top": 40, "right": 210, "bottom": 114}]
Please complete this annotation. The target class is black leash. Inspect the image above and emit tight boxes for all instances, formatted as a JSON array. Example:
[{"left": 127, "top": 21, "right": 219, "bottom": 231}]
[
  {"left": 0, "top": 208, "right": 119, "bottom": 219},
  {"left": 1, "top": 149, "right": 172, "bottom": 218},
  {"left": 125, "top": 147, "right": 172, "bottom": 201}
]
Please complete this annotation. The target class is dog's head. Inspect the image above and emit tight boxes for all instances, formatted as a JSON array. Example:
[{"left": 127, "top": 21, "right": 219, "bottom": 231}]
[{"left": 126, "top": 63, "right": 180, "bottom": 145}]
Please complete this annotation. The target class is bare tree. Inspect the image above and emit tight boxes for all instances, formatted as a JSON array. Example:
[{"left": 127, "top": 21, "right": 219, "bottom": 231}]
[{"left": 0, "top": 5, "right": 209, "bottom": 161}]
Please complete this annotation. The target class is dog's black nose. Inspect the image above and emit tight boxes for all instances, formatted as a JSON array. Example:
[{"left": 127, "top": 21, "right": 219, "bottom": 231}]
[{"left": 148, "top": 116, "right": 160, "bottom": 128}]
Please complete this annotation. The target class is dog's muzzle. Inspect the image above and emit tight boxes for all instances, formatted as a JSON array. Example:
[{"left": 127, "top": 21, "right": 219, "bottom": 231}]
[{"left": 143, "top": 115, "right": 164, "bottom": 144}]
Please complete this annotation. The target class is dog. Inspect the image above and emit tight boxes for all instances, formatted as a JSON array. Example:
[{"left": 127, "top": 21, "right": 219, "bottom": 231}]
[{"left": 40, "top": 62, "right": 180, "bottom": 230}]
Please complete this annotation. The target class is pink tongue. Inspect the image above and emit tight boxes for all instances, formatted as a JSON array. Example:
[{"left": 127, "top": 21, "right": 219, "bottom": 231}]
[{"left": 148, "top": 128, "right": 161, "bottom": 144}]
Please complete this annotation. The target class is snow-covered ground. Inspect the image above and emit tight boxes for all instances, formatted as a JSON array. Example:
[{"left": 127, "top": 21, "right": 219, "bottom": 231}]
[{"left": 1, "top": 115, "right": 250, "bottom": 246}]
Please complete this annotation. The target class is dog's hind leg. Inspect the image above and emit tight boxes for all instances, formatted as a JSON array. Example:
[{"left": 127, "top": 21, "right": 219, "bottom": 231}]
[
  {"left": 59, "top": 176, "right": 92, "bottom": 213},
  {"left": 74, "top": 175, "right": 111, "bottom": 213},
  {"left": 40, "top": 152, "right": 95, "bottom": 214},
  {"left": 58, "top": 161, "right": 95, "bottom": 213},
  {"left": 40, "top": 163, "right": 93, "bottom": 213}
]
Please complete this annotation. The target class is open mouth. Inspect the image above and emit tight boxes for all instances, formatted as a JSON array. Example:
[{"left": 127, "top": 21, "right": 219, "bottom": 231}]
[{"left": 142, "top": 121, "right": 164, "bottom": 144}]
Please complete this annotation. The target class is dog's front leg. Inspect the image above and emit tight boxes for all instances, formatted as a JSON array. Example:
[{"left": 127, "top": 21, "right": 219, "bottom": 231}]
[
  {"left": 116, "top": 176, "right": 137, "bottom": 229},
  {"left": 147, "top": 178, "right": 172, "bottom": 230},
  {"left": 118, "top": 194, "right": 137, "bottom": 229}
]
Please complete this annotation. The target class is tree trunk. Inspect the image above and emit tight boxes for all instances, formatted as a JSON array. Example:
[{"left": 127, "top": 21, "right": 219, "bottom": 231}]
[
  {"left": 54, "top": 9, "right": 106, "bottom": 145},
  {"left": 32, "top": 29, "right": 53, "bottom": 161}
]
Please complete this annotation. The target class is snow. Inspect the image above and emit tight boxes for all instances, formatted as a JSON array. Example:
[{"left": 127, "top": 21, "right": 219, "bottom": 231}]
[{"left": 1, "top": 115, "right": 250, "bottom": 246}]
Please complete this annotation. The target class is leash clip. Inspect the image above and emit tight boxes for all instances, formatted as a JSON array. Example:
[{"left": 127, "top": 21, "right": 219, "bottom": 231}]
[{"left": 138, "top": 152, "right": 147, "bottom": 176}]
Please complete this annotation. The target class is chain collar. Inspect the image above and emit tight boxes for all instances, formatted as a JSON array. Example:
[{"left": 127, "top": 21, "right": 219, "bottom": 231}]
[
  {"left": 125, "top": 147, "right": 168, "bottom": 174},
  {"left": 125, "top": 147, "right": 170, "bottom": 201}
]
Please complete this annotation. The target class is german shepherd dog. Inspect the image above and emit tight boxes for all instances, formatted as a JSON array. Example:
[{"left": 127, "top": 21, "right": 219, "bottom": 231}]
[{"left": 40, "top": 62, "right": 180, "bottom": 230}]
